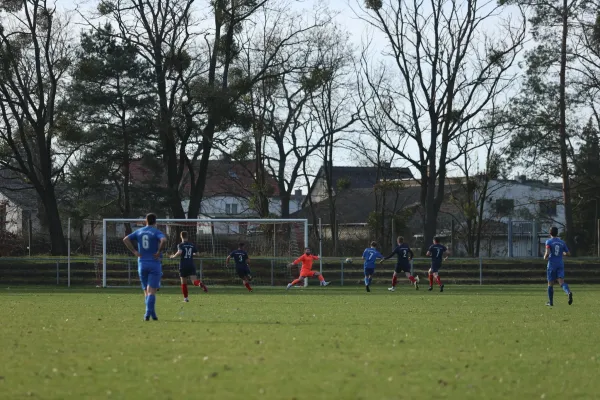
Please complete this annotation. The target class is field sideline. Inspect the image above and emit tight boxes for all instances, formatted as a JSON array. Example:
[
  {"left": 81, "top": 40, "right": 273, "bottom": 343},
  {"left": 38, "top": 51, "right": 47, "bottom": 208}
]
[{"left": 1, "top": 285, "right": 599, "bottom": 400}]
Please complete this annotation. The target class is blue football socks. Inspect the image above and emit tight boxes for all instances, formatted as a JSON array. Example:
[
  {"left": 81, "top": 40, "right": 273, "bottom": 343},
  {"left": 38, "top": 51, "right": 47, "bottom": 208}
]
[
  {"left": 561, "top": 283, "right": 570, "bottom": 295},
  {"left": 547, "top": 286, "right": 554, "bottom": 305}
]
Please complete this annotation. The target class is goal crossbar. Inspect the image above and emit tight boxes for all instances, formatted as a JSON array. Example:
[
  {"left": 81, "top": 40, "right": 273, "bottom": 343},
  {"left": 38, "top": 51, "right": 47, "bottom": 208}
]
[{"left": 102, "top": 218, "right": 309, "bottom": 288}]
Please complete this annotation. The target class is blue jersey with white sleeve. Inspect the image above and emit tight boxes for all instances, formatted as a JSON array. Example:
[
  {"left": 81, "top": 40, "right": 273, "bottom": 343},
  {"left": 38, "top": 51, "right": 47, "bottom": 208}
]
[
  {"left": 363, "top": 248, "right": 383, "bottom": 269},
  {"left": 127, "top": 226, "right": 166, "bottom": 264},
  {"left": 546, "top": 237, "right": 569, "bottom": 267}
]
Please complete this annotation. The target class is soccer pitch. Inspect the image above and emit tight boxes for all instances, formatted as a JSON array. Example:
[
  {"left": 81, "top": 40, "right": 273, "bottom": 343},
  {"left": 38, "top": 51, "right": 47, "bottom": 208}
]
[{"left": 1, "top": 286, "right": 599, "bottom": 400}]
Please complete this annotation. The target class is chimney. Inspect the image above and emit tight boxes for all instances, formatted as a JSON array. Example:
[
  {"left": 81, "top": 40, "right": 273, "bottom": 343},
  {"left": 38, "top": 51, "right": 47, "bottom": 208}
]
[
  {"left": 517, "top": 175, "right": 526, "bottom": 183},
  {"left": 294, "top": 189, "right": 302, "bottom": 197},
  {"left": 543, "top": 178, "right": 549, "bottom": 186}
]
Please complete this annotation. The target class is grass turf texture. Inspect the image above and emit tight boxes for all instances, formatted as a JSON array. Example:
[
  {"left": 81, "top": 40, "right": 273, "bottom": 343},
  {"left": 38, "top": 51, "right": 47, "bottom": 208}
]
[{"left": 1, "top": 286, "right": 599, "bottom": 400}]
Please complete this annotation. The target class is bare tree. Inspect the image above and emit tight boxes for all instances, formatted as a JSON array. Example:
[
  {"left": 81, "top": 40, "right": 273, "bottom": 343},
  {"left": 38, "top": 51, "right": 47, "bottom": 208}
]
[
  {"left": 232, "top": 12, "right": 347, "bottom": 218},
  {"left": 95, "top": 0, "right": 198, "bottom": 218},
  {"left": 447, "top": 110, "right": 511, "bottom": 256},
  {"left": 308, "top": 25, "right": 358, "bottom": 254},
  {"left": 355, "top": 0, "right": 525, "bottom": 252},
  {"left": 0, "top": 0, "right": 75, "bottom": 254}
]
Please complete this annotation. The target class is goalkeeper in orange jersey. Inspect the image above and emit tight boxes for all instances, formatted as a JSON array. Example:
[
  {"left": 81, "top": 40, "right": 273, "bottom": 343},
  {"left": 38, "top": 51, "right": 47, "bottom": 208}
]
[{"left": 286, "top": 248, "right": 330, "bottom": 289}]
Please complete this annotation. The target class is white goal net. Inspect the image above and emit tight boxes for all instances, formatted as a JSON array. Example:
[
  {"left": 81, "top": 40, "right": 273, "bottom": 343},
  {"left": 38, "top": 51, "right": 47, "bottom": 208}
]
[{"left": 96, "top": 218, "right": 308, "bottom": 287}]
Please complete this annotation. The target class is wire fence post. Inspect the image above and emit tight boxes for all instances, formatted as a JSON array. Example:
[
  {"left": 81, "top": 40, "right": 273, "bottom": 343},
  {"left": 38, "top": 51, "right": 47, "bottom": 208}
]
[
  {"left": 128, "top": 260, "right": 131, "bottom": 285},
  {"left": 28, "top": 216, "right": 32, "bottom": 257},
  {"left": 508, "top": 217, "right": 513, "bottom": 257},
  {"left": 319, "top": 218, "right": 323, "bottom": 274},
  {"left": 199, "top": 259, "right": 203, "bottom": 281},
  {"left": 410, "top": 259, "right": 414, "bottom": 277},
  {"left": 56, "top": 261, "right": 59, "bottom": 285},
  {"left": 479, "top": 256, "right": 483, "bottom": 285},
  {"left": 341, "top": 260, "right": 344, "bottom": 286},
  {"left": 271, "top": 260, "right": 274, "bottom": 286},
  {"left": 67, "top": 218, "right": 71, "bottom": 288}
]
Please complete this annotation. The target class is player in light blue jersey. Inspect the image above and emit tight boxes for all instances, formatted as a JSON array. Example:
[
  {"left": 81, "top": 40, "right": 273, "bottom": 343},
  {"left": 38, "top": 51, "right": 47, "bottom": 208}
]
[
  {"left": 362, "top": 241, "right": 384, "bottom": 292},
  {"left": 123, "top": 213, "right": 167, "bottom": 320},
  {"left": 543, "top": 226, "right": 573, "bottom": 307}
]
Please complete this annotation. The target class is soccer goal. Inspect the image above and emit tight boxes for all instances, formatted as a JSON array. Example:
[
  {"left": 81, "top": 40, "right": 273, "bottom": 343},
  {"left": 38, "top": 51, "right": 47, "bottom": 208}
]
[{"left": 100, "top": 218, "right": 309, "bottom": 288}]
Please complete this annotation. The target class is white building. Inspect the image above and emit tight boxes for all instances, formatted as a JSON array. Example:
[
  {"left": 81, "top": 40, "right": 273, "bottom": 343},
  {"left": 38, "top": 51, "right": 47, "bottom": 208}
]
[
  {"left": 0, "top": 171, "right": 42, "bottom": 236},
  {"left": 482, "top": 177, "right": 565, "bottom": 227}
]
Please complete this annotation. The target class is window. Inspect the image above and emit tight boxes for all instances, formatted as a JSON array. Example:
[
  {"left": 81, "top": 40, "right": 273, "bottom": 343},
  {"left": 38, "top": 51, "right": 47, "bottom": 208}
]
[
  {"left": 494, "top": 199, "right": 514, "bottom": 215},
  {"left": 538, "top": 200, "right": 557, "bottom": 217},
  {"left": 225, "top": 203, "right": 238, "bottom": 215},
  {"left": 228, "top": 170, "right": 238, "bottom": 179}
]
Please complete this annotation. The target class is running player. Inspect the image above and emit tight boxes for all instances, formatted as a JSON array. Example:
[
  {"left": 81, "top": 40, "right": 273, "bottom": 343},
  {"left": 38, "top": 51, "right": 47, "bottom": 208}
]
[
  {"left": 226, "top": 243, "right": 253, "bottom": 292},
  {"left": 123, "top": 213, "right": 167, "bottom": 321},
  {"left": 170, "top": 231, "right": 208, "bottom": 302},
  {"left": 381, "top": 236, "right": 419, "bottom": 291},
  {"left": 426, "top": 237, "right": 449, "bottom": 292},
  {"left": 286, "top": 248, "right": 330, "bottom": 289},
  {"left": 544, "top": 226, "right": 573, "bottom": 306},
  {"left": 363, "top": 241, "right": 384, "bottom": 292}
]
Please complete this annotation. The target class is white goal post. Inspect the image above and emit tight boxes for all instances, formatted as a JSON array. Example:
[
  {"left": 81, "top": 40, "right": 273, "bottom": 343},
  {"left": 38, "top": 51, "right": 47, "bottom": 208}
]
[{"left": 101, "top": 218, "right": 309, "bottom": 288}]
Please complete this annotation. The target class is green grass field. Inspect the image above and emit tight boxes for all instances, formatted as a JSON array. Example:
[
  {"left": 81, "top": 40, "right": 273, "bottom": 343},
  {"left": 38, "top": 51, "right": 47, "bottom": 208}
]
[{"left": 1, "top": 285, "right": 599, "bottom": 400}]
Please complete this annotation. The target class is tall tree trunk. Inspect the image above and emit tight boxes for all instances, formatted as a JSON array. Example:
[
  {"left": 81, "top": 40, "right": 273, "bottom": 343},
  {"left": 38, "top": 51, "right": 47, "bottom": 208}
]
[
  {"left": 422, "top": 153, "right": 438, "bottom": 254},
  {"left": 187, "top": 123, "right": 214, "bottom": 219},
  {"left": 41, "top": 187, "right": 67, "bottom": 255},
  {"left": 280, "top": 190, "right": 291, "bottom": 218},
  {"left": 156, "top": 59, "right": 185, "bottom": 219},
  {"left": 559, "top": 0, "right": 575, "bottom": 254}
]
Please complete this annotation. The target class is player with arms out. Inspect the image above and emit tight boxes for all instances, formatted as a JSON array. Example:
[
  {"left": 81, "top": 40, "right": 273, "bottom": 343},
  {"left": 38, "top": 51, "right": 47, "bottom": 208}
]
[
  {"left": 544, "top": 226, "right": 573, "bottom": 306},
  {"left": 170, "top": 231, "right": 208, "bottom": 302},
  {"left": 226, "top": 243, "right": 253, "bottom": 292},
  {"left": 363, "top": 241, "right": 384, "bottom": 292},
  {"left": 381, "top": 236, "right": 420, "bottom": 291},
  {"left": 123, "top": 213, "right": 167, "bottom": 321},
  {"left": 426, "top": 237, "right": 449, "bottom": 292},
  {"left": 286, "top": 248, "right": 330, "bottom": 290}
]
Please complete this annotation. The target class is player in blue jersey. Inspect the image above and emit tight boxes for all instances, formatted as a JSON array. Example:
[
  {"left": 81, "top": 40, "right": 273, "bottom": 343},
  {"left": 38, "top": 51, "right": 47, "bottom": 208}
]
[
  {"left": 381, "top": 236, "right": 420, "bottom": 291},
  {"left": 226, "top": 243, "right": 253, "bottom": 292},
  {"left": 543, "top": 226, "right": 573, "bottom": 306},
  {"left": 362, "top": 241, "right": 384, "bottom": 292},
  {"left": 170, "top": 231, "right": 208, "bottom": 302},
  {"left": 426, "top": 237, "right": 449, "bottom": 292},
  {"left": 123, "top": 213, "right": 167, "bottom": 321}
]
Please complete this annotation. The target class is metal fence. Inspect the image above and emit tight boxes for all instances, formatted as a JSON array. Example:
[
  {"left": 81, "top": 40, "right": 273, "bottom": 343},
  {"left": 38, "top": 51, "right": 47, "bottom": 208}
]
[{"left": 2, "top": 256, "right": 600, "bottom": 287}]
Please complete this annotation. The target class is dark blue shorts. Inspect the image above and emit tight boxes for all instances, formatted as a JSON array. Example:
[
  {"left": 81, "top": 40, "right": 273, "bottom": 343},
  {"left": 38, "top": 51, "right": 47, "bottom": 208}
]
[
  {"left": 430, "top": 263, "right": 442, "bottom": 273},
  {"left": 179, "top": 264, "right": 197, "bottom": 278},
  {"left": 236, "top": 265, "right": 252, "bottom": 279},
  {"left": 395, "top": 264, "right": 410, "bottom": 273},
  {"left": 364, "top": 268, "right": 375, "bottom": 276}
]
